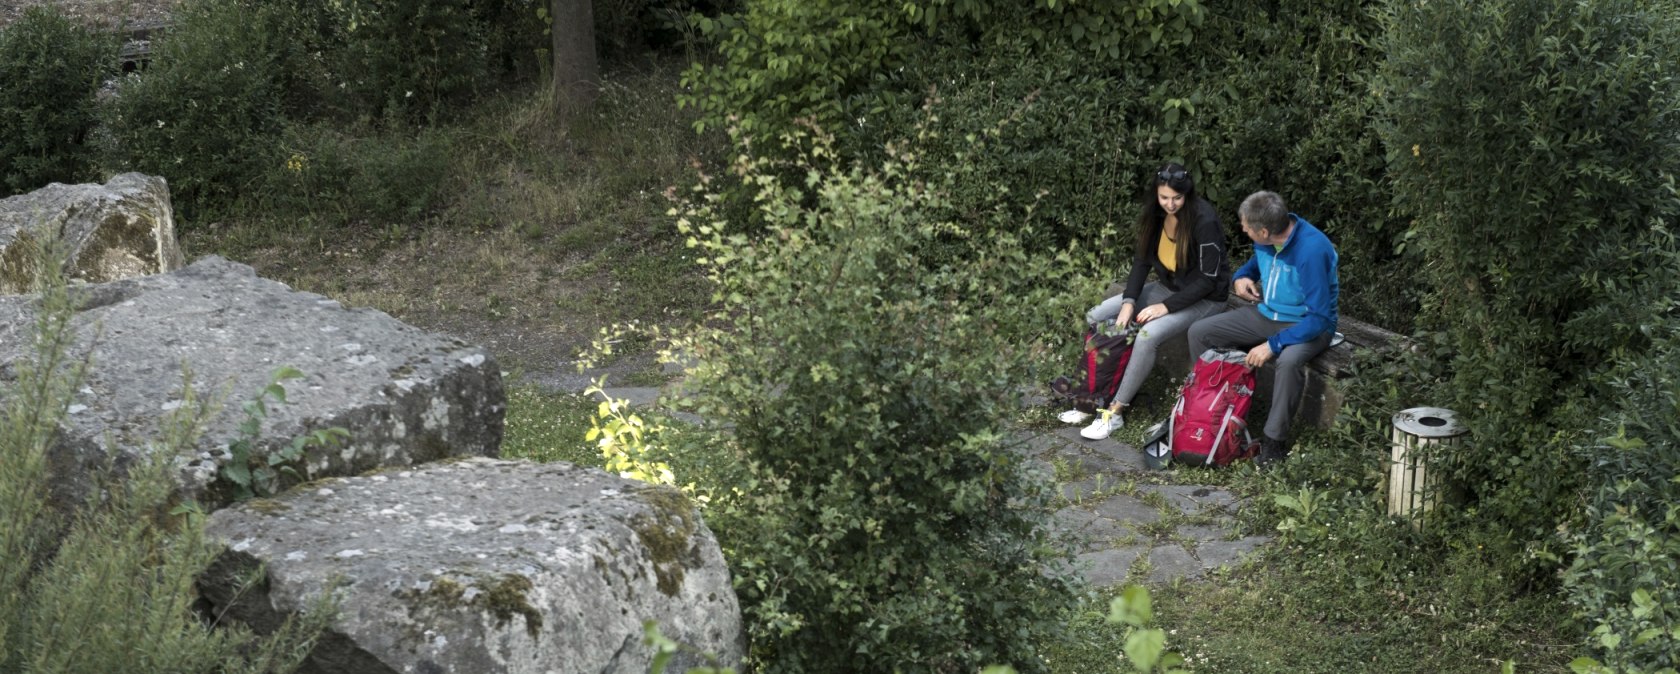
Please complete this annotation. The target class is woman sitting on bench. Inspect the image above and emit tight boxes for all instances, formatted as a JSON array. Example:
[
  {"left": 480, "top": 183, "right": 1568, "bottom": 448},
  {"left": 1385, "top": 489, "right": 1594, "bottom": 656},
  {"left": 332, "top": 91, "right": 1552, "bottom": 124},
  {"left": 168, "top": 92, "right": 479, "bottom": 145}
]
[{"left": 1062, "top": 162, "right": 1232, "bottom": 440}]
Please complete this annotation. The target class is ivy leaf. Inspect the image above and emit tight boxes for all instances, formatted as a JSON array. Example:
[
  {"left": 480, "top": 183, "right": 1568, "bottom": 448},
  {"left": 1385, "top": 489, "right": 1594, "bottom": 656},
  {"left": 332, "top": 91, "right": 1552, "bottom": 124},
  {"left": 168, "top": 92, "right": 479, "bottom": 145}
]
[
  {"left": 1108, "top": 585, "right": 1153, "bottom": 627},
  {"left": 1123, "top": 627, "right": 1165, "bottom": 671}
]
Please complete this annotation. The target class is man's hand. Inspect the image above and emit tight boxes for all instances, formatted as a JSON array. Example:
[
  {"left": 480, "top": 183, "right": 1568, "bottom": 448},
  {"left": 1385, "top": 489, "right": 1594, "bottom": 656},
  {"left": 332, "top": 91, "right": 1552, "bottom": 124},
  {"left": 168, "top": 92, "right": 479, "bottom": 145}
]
[
  {"left": 1246, "top": 342, "right": 1274, "bottom": 369},
  {"left": 1234, "top": 277, "right": 1261, "bottom": 302}
]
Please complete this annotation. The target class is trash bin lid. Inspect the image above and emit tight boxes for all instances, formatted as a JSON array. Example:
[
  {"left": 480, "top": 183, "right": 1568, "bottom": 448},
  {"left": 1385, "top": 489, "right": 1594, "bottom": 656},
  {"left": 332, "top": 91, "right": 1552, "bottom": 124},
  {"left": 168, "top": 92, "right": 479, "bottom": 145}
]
[{"left": 1392, "top": 407, "right": 1467, "bottom": 438}]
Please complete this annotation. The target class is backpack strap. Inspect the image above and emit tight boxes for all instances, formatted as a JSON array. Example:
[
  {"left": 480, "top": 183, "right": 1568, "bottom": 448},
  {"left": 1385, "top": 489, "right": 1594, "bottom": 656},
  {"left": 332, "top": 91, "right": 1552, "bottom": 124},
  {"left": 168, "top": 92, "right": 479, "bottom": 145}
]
[{"left": 1209, "top": 405, "right": 1234, "bottom": 466}]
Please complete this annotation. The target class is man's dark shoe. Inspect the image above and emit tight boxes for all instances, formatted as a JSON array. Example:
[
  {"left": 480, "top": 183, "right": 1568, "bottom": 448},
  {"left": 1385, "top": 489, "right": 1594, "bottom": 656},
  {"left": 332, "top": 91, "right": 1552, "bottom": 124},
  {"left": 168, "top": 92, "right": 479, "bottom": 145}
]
[{"left": 1255, "top": 436, "right": 1290, "bottom": 470}]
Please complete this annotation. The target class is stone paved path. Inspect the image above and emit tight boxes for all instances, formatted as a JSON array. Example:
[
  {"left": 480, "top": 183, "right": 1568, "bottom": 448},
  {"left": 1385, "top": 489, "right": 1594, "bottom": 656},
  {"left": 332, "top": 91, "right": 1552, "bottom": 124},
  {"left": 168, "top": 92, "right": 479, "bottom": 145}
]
[
  {"left": 599, "top": 381, "right": 1269, "bottom": 589},
  {"left": 1019, "top": 425, "right": 1270, "bottom": 587}
]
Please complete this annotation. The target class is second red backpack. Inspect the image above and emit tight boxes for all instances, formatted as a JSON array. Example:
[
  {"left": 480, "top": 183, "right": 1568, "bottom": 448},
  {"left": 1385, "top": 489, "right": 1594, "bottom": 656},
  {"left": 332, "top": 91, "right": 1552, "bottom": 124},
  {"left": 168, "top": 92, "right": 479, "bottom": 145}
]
[
  {"left": 1168, "top": 349, "right": 1261, "bottom": 466},
  {"left": 1074, "top": 326, "right": 1134, "bottom": 413}
]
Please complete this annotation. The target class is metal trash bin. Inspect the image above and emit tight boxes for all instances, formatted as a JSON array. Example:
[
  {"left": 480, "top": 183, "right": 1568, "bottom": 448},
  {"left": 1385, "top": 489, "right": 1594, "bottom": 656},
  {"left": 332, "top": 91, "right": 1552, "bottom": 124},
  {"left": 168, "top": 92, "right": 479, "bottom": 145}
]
[{"left": 1388, "top": 407, "right": 1467, "bottom": 525}]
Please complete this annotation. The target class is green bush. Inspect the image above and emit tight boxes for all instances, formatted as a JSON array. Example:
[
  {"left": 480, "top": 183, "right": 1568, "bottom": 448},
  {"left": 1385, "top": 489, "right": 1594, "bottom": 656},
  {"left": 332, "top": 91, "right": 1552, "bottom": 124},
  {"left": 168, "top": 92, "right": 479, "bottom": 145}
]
[
  {"left": 593, "top": 0, "right": 734, "bottom": 60},
  {"left": 671, "top": 128, "right": 1083, "bottom": 672},
  {"left": 679, "top": 0, "right": 1202, "bottom": 143},
  {"left": 261, "top": 121, "right": 455, "bottom": 225},
  {"left": 1374, "top": 0, "right": 1680, "bottom": 559},
  {"left": 316, "top": 0, "right": 537, "bottom": 121},
  {"left": 1563, "top": 243, "right": 1680, "bottom": 673},
  {"left": 1181, "top": 0, "right": 1410, "bottom": 328},
  {"left": 100, "top": 0, "right": 292, "bottom": 217},
  {"left": 847, "top": 40, "right": 1155, "bottom": 267},
  {"left": 0, "top": 250, "right": 328, "bottom": 673},
  {"left": 0, "top": 7, "right": 116, "bottom": 196}
]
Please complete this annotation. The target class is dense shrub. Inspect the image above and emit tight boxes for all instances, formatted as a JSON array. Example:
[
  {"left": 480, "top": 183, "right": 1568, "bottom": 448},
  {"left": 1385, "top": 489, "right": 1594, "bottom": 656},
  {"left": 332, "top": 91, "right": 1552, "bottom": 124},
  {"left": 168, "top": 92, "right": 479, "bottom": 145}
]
[
  {"left": 671, "top": 128, "right": 1083, "bottom": 672},
  {"left": 261, "top": 121, "right": 455, "bottom": 225},
  {"left": 592, "top": 0, "right": 736, "bottom": 60},
  {"left": 1180, "top": 0, "right": 1409, "bottom": 327},
  {"left": 847, "top": 41, "right": 1155, "bottom": 269},
  {"left": 0, "top": 8, "right": 115, "bottom": 196},
  {"left": 1562, "top": 242, "right": 1680, "bottom": 673},
  {"left": 1374, "top": 0, "right": 1680, "bottom": 559},
  {"left": 679, "top": 0, "right": 1202, "bottom": 142},
  {"left": 315, "top": 0, "right": 540, "bottom": 121},
  {"left": 100, "top": 0, "right": 291, "bottom": 216}
]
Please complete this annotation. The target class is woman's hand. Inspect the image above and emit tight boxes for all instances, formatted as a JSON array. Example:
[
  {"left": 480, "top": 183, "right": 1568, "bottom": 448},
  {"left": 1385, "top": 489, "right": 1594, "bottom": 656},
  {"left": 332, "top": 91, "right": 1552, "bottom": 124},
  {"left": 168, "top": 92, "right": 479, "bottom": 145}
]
[
  {"left": 1116, "top": 303, "right": 1137, "bottom": 327},
  {"left": 1136, "top": 303, "right": 1169, "bottom": 323}
]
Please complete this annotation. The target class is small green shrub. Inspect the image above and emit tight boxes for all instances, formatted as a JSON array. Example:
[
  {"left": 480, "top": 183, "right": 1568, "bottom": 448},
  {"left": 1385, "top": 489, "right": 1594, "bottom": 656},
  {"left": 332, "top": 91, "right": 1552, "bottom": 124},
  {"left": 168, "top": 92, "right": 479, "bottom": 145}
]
[
  {"left": 0, "top": 7, "right": 116, "bottom": 195},
  {"left": 261, "top": 121, "right": 456, "bottom": 225},
  {"left": 100, "top": 0, "right": 291, "bottom": 217},
  {"left": 1374, "top": 0, "right": 1680, "bottom": 561},
  {"left": 215, "top": 367, "right": 350, "bottom": 501},
  {"left": 671, "top": 127, "right": 1084, "bottom": 672}
]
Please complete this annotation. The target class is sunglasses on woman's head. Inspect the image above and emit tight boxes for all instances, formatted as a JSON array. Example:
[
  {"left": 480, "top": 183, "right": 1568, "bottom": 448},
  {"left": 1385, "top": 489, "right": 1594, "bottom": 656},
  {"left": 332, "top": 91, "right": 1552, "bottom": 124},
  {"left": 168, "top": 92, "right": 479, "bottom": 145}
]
[{"left": 1157, "top": 168, "right": 1188, "bottom": 183}]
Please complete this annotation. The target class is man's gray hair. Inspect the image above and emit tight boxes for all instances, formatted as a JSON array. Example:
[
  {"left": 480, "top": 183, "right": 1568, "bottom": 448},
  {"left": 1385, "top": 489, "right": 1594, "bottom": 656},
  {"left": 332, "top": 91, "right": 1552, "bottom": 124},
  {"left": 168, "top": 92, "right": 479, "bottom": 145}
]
[{"left": 1239, "top": 191, "right": 1290, "bottom": 235}]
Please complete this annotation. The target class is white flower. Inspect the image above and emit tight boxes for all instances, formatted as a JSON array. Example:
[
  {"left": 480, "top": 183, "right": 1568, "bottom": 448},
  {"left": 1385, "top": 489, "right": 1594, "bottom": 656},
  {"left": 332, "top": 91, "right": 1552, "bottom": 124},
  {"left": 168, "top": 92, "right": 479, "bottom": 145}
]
[
  {"left": 405, "top": 90, "right": 413, "bottom": 98},
  {"left": 155, "top": 120, "right": 165, "bottom": 128}
]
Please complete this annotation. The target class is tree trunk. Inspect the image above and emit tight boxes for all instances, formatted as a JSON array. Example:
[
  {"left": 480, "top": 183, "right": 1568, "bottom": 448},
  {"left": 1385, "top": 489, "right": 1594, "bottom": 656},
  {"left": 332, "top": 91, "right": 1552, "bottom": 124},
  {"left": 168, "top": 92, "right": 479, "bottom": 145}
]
[{"left": 552, "top": 0, "right": 599, "bottom": 114}]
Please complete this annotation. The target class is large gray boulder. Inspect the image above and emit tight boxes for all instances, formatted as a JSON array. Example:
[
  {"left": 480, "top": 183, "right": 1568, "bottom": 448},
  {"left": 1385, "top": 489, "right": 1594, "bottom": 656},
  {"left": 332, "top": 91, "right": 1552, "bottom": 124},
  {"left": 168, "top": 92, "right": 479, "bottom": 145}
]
[
  {"left": 0, "top": 173, "right": 185, "bottom": 293},
  {"left": 0, "top": 255, "right": 504, "bottom": 508},
  {"left": 200, "top": 458, "right": 744, "bottom": 674}
]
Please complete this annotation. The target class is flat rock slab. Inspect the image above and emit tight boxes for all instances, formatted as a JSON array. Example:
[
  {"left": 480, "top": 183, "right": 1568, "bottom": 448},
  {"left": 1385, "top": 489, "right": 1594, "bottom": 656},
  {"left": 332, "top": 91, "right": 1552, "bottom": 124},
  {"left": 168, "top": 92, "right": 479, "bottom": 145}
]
[
  {"left": 201, "top": 458, "right": 743, "bottom": 674},
  {"left": 0, "top": 256, "right": 503, "bottom": 508},
  {"left": 1076, "top": 546, "right": 1146, "bottom": 587},
  {"left": 0, "top": 173, "right": 184, "bottom": 293},
  {"left": 1136, "top": 485, "right": 1238, "bottom": 514},
  {"left": 1147, "top": 545, "right": 1203, "bottom": 584}
]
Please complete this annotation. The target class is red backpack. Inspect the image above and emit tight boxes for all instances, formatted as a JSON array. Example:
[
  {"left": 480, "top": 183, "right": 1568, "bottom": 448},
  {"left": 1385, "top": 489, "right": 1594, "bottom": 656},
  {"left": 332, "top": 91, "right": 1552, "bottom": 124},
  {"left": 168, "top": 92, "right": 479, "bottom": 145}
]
[
  {"left": 1048, "top": 326, "right": 1134, "bottom": 414},
  {"left": 1168, "top": 349, "right": 1261, "bottom": 466}
]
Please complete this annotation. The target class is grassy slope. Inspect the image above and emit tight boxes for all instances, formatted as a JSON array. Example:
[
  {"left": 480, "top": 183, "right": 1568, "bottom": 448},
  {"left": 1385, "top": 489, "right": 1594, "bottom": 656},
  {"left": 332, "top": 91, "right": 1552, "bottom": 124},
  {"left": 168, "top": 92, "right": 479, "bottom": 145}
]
[{"left": 186, "top": 60, "right": 719, "bottom": 470}]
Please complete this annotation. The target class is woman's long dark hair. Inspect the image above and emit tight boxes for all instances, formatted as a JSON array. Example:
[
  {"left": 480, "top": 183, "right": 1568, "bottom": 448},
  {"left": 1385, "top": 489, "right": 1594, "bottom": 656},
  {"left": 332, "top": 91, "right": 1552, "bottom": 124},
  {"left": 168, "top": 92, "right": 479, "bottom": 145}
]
[{"left": 1133, "top": 162, "right": 1201, "bottom": 274}]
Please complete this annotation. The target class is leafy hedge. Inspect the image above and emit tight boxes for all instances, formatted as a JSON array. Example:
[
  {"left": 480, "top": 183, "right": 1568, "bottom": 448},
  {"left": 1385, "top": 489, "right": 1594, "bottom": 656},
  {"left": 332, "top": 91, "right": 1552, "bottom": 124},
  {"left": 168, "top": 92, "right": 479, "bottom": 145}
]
[
  {"left": 1565, "top": 303, "right": 1680, "bottom": 672},
  {"left": 686, "top": 0, "right": 1415, "bottom": 329},
  {"left": 1374, "top": 0, "right": 1680, "bottom": 558},
  {"left": 678, "top": 0, "right": 1203, "bottom": 142},
  {"left": 0, "top": 8, "right": 115, "bottom": 196},
  {"left": 100, "top": 0, "right": 291, "bottom": 212},
  {"left": 672, "top": 127, "right": 1084, "bottom": 673}
]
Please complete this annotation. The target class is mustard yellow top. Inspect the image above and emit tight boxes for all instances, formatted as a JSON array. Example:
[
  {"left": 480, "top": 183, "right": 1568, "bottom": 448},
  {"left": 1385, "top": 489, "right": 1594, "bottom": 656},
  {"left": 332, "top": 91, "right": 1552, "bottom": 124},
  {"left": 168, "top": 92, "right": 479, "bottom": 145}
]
[{"left": 1157, "top": 227, "right": 1179, "bottom": 273}]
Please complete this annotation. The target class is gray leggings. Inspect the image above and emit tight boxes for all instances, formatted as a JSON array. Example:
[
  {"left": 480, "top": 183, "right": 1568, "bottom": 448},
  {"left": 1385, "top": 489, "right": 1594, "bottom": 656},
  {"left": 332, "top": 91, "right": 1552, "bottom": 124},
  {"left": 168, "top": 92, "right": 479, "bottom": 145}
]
[{"left": 1085, "top": 282, "right": 1224, "bottom": 409}]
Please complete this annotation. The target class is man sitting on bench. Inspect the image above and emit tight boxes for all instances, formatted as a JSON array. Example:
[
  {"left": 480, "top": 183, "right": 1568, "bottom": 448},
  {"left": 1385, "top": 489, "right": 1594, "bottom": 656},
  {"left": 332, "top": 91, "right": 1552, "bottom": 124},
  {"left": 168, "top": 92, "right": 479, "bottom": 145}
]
[{"left": 1186, "top": 190, "right": 1340, "bottom": 468}]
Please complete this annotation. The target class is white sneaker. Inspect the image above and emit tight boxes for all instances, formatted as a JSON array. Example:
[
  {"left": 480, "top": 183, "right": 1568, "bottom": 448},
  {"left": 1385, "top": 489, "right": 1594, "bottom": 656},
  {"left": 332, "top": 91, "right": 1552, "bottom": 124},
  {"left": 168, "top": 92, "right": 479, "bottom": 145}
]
[
  {"left": 1059, "top": 408, "right": 1093, "bottom": 424},
  {"left": 1080, "top": 411, "right": 1123, "bottom": 440}
]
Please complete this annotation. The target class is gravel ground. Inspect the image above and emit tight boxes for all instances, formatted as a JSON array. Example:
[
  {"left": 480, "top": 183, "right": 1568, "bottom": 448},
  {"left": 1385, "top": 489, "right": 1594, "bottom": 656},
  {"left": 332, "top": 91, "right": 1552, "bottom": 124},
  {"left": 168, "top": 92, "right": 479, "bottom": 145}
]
[{"left": 1, "top": 0, "right": 178, "bottom": 30}]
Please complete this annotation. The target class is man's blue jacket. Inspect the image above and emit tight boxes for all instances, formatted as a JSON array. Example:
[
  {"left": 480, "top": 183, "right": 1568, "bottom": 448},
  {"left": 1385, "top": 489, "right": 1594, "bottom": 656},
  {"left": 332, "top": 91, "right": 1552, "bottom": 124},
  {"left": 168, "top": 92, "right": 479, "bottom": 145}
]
[{"left": 1234, "top": 213, "right": 1339, "bottom": 354}]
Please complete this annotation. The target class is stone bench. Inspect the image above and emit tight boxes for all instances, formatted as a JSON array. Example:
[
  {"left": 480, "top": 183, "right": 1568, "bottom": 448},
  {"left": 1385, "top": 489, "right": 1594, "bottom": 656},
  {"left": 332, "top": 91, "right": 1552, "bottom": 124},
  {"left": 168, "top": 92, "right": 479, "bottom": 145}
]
[{"left": 1105, "top": 284, "right": 1404, "bottom": 430}]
